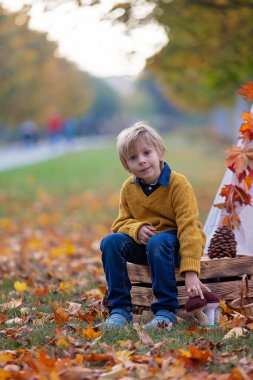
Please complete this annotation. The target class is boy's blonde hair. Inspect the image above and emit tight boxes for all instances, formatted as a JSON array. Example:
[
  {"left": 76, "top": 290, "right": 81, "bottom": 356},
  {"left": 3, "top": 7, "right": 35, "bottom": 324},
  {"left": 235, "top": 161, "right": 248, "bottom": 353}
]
[{"left": 116, "top": 121, "right": 166, "bottom": 170}]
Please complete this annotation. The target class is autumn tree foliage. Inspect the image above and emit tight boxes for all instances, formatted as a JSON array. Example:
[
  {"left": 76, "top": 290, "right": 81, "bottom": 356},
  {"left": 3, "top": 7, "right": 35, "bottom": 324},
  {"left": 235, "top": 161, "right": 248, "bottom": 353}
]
[
  {"left": 35, "top": 0, "right": 253, "bottom": 111},
  {"left": 0, "top": 7, "right": 92, "bottom": 127},
  {"left": 214, "top": 82, "right": 253, "bottom": 228}
]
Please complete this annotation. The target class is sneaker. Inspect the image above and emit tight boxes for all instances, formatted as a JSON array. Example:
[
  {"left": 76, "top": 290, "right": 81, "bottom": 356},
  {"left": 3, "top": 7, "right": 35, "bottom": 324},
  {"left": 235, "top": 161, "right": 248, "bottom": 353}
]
[
  {"left": 102, "top": 309, "right": 132, "bottom": 329},
  {"left": 143, "top": 310, "right": 176, "bottom": 330}
]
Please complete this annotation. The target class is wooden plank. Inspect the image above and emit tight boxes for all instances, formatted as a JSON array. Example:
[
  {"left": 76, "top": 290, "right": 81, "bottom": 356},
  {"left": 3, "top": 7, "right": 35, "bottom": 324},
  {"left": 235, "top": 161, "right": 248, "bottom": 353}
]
[
  {"left": 131, "top": 279, "right": 253, "bottom": 307},
  {"left": 127, "top": 255, "right": 253, "bottom": 284}
]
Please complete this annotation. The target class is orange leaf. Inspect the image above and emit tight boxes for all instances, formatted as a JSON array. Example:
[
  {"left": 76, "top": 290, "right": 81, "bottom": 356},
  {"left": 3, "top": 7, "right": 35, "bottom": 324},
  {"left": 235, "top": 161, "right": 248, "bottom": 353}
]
[
  {"left": 237, "top": 82, "right": 253, "bottom": 101},
  {"left": 83, "top": 352, "right": 115, "bottom": 364},
  {"left": 35, "top": 286, "right": 49, "bottom": 296},
  {"left": 231, "top": 211, "right": 241, "bottom": 228},
  {"left": 239, "top": 112, "right": 253, "bottom": 141},
  {"left": 52, "top": 306, "right": 69, "bottom": 324},
  {"left": 188, "top": 345, "right": 212, "bottom": 363},
  {"left": 221, "top": 215, "right": 232, "bottom": 228},
  {"left": 82, "top": 324, "right": 102, "bottom": 340},
  {"left": 245, "top": 174, "right": 253, "bottom": 190},
  {"left": 77, "top": 309, "right": 98, "bottom": 322},
  {"left": 225, "top": 145, "right": 253, "bottom": 174}
]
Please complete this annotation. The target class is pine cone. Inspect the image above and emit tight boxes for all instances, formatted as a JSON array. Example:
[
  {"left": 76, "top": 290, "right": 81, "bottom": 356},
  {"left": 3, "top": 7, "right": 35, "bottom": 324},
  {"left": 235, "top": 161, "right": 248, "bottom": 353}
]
[{"left": 207, "top": 225, "right": 237, "bottom": 259}]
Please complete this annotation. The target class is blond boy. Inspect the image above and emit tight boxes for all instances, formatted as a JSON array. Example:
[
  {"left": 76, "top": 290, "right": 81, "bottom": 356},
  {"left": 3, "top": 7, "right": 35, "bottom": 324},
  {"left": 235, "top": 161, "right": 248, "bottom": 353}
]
[{"left": 100, "top": 122, "right": 209, "bottom": 328}]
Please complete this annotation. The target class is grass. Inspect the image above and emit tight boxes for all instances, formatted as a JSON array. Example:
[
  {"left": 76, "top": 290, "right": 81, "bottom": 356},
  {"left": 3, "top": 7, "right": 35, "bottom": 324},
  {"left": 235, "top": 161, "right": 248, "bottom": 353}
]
[{"left": 0, "top": 127, "right": 227, "bottom": 223}]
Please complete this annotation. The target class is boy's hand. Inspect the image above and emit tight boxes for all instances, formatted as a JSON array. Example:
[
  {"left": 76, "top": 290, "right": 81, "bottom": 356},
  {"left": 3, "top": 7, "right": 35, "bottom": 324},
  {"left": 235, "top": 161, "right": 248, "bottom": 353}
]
[
  {"left": 138, "top": 225, "right": 156, "bottom": 245},
  {"left": 185, "top": 271, "right": 211, "bottom": 299}
]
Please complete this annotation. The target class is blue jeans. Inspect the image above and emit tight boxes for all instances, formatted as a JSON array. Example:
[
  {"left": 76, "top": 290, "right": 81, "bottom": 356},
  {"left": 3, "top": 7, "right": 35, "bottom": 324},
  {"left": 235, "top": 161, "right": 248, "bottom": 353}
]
[{"left": 100, "top": 231, "right": 180, "bottom": 316}]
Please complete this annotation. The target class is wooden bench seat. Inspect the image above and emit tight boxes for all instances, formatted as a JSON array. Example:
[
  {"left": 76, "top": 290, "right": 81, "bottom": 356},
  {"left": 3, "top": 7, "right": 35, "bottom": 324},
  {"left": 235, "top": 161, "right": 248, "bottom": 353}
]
[{"left": 127, "top": 255, "right": 253, "bottom": 310}]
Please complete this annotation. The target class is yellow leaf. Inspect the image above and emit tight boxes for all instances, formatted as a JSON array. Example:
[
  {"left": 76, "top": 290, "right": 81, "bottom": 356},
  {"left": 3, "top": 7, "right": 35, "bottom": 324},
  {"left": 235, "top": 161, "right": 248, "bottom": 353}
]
[
  {"left": 50, "top": 371, "right": 61, "bottom": 380},
  {"left": 55, "top": 337, "right": 69, "bottom": 347},
  {"left": 14, "top": 281, "right": 28, "bottom": 292},
  {"left": 178, "top": 349, "right": 191, "bottom": 357},
  {"left": 59, "top": 282, "right": 74, "bottom": 293},
  {"left": 0, "top": 353, "right": 14, "bottom": 364},
  {"left": 0, "top": 369, "right": 12, "bottom": 380},
  {"left": 82, "top": 324, "right": 102, "bottom": 340}
]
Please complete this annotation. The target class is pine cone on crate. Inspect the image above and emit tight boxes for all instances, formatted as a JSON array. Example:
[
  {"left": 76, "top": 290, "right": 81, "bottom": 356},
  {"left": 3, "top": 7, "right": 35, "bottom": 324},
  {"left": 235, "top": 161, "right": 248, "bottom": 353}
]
[{"left": 207, "top": 225, "right": 237, "bottom": 259}]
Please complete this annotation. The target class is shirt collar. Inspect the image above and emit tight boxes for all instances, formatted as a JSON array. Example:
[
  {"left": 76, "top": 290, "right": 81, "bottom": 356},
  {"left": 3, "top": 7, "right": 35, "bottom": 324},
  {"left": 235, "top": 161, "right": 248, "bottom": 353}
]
[{"left": 131, "top": 162, "right": 171, "bottom": 186}]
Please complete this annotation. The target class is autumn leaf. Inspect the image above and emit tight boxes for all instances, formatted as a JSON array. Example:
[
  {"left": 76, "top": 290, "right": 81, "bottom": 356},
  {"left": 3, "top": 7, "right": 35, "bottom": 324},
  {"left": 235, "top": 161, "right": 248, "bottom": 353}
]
[
  {"left": 239, "top": 112, "right": 253, "bottom": 141},
  {"left": 223, "top": 327, "right": 247, "bottom": 339},
  {"left": 35, "top": 285, "right": 49, "bottom": 296},
  {"left": 83, "top": 352, "right": 115, "bottom": 365},
  {"left": 219, "top": 184, "right": 251, "bottom": 206},
  {"left": 14, "top": 281, "right": 28, "bottom": 292},
  {"left": 82, "top": 324, "right": 102, "bottom": 340},
  {"left": 52, "top": 306, "right": 69, "bottom": 325},
  {"left": 245, "top": 174, "right": 253, "bottom": 190},
  {"left": 0, "top": 298, "right": 22, "bottom": 311},
  {"left": 133, "top": 322, "right": 155, "bottom": 347},
  {"left": 221, "top": 215, "right": 232, "bottom": 228},
  {"left": 225, "top": 145, "right": 253, "bottom": 174},
  {"left": 0, "top": 353, "right": 14, "bottom": 364},
  {"left": 237, "top": 82, "right": 253, "bottom": 101}
]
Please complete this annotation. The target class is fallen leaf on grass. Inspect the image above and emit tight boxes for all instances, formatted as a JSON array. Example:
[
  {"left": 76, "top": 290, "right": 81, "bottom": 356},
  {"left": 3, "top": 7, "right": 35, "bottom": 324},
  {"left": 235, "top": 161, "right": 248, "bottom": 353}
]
[
  {"left": 14, "top": 281, "right": 28, "bottom": 292},
  {"left": 5, "top": 317, "right": 23, "bottom": 325},
  {"left": 52, "top": 306, "right": 69, "bottom": 325},
  {"left": 65, "top": 302, "right": 82, "bottom": 315},
  {"left": 133, "top": 323, "right": 154, "bottom": 347},
  {"left": 82, "top": 324, "right": 102, "bottom": 340},
  {"left": 223, "top": 327, "right": 248, "bottom": 339},
  {"left": 0, "top": 298, "right": 22, "bottom": 311},
  {"left": 99, "top": 364, "right": 128, "bottom": 379},
  {"left": 0, "top": 353, "right": 15, "bottom": 364}
]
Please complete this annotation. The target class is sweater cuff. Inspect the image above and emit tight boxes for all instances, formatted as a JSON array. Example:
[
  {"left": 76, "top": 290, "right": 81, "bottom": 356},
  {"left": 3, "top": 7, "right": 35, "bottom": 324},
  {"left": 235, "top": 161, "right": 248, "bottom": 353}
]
[
  {"left": 179, "top": 257, "right": 201, "bottom": 276},
  {"left": 129, "top": 222, "right": 152, "bottom": 243}
]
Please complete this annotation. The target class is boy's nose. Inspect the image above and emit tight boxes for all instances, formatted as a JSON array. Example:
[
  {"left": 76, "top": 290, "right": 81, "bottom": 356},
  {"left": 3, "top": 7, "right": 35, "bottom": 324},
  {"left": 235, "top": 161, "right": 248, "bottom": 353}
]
[{"left": 138, "top": 155, "right": 146, "bottom": 164}]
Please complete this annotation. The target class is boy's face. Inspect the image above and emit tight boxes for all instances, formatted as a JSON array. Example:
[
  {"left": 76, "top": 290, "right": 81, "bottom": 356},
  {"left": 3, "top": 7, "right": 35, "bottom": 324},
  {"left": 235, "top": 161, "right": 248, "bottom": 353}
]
[{"left": 125, "top": 139, "right": 164, "bottom": 184}]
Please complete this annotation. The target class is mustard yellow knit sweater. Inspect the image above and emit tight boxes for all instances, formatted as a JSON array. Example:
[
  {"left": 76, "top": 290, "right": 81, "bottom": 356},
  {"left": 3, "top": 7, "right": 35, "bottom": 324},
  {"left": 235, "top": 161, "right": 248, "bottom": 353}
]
[{"left": 111, "top": 170, "right": 206, "bottom": 275}]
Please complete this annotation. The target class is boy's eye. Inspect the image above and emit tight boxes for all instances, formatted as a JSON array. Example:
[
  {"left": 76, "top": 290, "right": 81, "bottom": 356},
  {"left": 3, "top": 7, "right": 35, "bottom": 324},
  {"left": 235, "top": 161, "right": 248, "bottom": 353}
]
[
  {"left": 129, "top": 155, "right": 136, "bottom": 160},
  {"left": 144, "top": 150, "right": 151, "bottom": 155}
]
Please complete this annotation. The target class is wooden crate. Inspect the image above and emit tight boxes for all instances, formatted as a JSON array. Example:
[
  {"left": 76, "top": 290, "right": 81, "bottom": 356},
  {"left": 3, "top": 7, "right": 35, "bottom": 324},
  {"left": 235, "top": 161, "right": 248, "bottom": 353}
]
[{"left": 127, "top": 255, "right": 253, "bottom": 310}]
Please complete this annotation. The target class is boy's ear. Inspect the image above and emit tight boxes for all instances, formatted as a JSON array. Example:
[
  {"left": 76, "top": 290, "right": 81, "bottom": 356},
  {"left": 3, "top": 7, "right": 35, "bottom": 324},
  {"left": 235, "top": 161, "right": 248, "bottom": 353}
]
[{"left": 159, "top": 150, "right": 165, "bottom": 161}]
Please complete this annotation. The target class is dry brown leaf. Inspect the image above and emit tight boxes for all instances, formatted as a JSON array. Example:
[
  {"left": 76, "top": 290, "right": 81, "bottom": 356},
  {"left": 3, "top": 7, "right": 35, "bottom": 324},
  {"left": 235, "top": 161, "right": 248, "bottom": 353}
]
[{"left": 133, "top": 323, "right": 154, "bottom": 347}]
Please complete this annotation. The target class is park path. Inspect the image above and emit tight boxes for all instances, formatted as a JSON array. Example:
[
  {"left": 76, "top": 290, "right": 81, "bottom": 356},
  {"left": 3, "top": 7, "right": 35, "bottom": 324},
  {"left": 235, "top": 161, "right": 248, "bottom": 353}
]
[{"left": 0, "top": 136, "right": 108, "bottom": 172}]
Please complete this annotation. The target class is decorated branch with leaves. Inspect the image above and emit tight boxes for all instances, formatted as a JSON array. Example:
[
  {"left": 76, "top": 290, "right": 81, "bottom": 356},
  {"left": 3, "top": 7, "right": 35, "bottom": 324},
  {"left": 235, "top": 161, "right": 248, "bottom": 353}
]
[{"left": 214, "top": 82, "right": 253, "bottom": 229}]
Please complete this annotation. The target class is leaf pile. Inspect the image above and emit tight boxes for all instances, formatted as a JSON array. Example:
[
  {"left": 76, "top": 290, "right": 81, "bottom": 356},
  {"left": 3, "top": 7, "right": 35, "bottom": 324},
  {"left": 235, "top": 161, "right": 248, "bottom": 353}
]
[{"left": 0, "top": 190, "right": 253, "bottom": 379}]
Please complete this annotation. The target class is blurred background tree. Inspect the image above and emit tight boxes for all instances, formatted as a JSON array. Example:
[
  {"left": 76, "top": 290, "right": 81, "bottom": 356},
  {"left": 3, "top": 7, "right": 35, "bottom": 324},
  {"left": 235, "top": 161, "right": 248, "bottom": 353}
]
[
  {"left": 0, "top": 7, "right": 92, "bottom": 128},
  {"left": 35, "top": 0, "right": 253, "bottom": 111}
]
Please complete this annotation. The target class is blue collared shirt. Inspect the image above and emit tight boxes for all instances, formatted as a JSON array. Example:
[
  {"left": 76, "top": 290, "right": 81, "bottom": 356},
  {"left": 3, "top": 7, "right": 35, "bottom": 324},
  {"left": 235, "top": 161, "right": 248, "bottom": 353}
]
[{"left": 131, "top": 162, "right": 171, "bottom": 196}]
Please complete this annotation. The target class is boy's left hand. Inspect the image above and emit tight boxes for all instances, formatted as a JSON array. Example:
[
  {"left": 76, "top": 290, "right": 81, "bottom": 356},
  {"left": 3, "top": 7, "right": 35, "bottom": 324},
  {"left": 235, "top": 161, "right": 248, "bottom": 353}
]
[{"left": 185, "top": 271, "right": 211, "bottom": 299}]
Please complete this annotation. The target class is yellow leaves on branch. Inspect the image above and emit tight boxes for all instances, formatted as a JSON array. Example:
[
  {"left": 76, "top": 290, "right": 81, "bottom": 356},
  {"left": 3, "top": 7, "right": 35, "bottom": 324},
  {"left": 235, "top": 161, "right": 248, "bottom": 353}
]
[{"left": 225, "top": 145, "right": 253, "bottom": 175}]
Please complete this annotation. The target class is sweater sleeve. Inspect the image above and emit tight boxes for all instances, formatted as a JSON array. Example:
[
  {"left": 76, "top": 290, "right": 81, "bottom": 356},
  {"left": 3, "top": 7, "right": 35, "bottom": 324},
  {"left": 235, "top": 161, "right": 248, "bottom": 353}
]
[
  {"left": 171, "top": 176, "right": 206, "bottom": 275},
  {"left": 111, "top": 182, "right": 152, "bottom": 243}
]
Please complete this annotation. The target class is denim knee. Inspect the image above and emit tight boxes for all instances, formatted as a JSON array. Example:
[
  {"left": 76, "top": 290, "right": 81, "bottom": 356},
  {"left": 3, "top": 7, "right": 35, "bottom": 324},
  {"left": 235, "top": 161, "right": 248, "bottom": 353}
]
[
  {"left": 147, "top": 233, "right": 173, "bottom": 253},
  {"left": 100, "top": 233, "right": 126, "bottom": 250}
]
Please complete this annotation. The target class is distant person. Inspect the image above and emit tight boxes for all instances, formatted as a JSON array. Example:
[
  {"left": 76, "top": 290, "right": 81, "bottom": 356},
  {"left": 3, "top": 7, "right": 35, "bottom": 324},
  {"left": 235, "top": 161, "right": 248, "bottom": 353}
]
[
  {"left": 19, "top": 120, "right": 39, "bottom": 146},
  {"left": 63, "top": 117, "right": 78, "bottom": 142},
  {"left": 47, "top": 112, "right": 64, "bottom": 143},
  {"left": 100, "top": 121, "right": 210, "bottom": 329}
]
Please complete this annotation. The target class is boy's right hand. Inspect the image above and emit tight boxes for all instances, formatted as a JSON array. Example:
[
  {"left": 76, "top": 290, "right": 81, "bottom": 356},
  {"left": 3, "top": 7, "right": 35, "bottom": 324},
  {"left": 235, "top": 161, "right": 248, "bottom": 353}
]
[{"left": 138, "top": 225, "right": 156, "bottom": 245}]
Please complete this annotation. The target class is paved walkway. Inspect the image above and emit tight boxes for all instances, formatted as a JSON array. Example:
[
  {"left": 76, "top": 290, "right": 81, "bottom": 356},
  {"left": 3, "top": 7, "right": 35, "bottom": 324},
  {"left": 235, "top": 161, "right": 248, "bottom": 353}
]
[{"left": 0, "top": 136, "right": 108, "bottom": 172}]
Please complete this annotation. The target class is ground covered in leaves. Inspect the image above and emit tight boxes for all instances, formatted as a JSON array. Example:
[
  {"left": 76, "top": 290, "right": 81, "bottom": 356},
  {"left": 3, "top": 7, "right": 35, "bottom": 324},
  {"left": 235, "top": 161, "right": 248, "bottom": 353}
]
[{"left": 0, "top": 189, "right": 253, "bottom": 380}]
